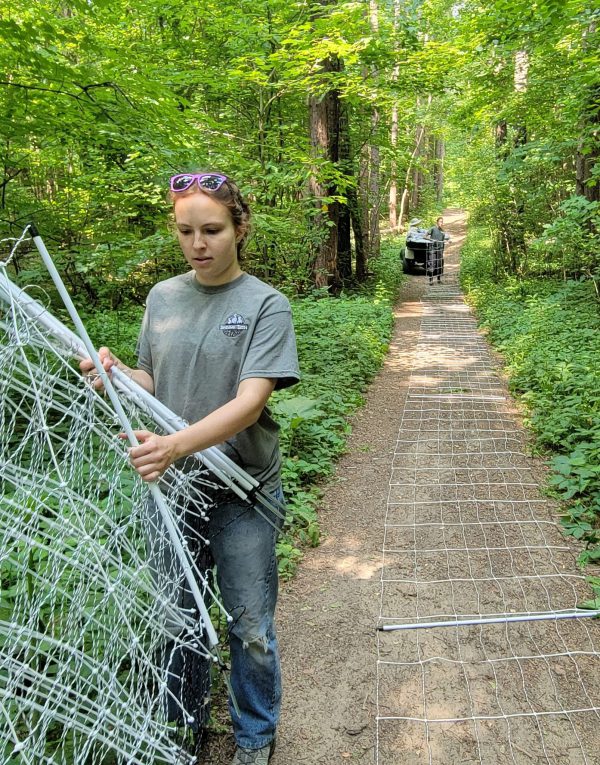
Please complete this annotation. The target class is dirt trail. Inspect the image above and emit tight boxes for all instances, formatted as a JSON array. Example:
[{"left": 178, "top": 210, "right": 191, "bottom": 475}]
[
  {"left": 272, "top": 213, "right": 460, "bottom": 764},
  {"left": 202, "top": 210, "right": 600, "bottom": 764}
]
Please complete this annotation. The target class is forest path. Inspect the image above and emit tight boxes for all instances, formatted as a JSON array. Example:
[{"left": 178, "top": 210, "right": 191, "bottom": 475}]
[
  {"left": 272, "top": 209, "right": 600, "bottom": 764},
  {"left": 199, "top": 209, "right": 599, "bottom": 764}
]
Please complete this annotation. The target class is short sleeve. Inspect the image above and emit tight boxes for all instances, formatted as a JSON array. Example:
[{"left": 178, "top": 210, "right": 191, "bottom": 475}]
[
  {"left": 240, "top": 303, "right": 300, "bottom": 390},
  {"left": 136, "top": 303, "right": 153, "bottom": 377}
]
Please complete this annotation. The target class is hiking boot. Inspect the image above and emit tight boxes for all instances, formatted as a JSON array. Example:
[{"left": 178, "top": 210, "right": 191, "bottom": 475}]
[{"left": 230, "top": 740, "right": 275, "bottom": 764}]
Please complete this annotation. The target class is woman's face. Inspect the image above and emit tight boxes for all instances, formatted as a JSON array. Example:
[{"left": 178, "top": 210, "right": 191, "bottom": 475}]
[
  {"left": 174, "top": 192, "right": 243, "bottom": 286},
  {"left": 437, "top": 218, "right": 444, "bottom": 227}
]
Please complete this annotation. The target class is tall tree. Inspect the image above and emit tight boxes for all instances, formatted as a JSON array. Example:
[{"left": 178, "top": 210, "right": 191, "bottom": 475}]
[
  {"left": 575, "top": 20, "right": 599, "bottom": 205},
  {"left": 367, "top": 0, "right": 382, "bottom": 258},
  {"left": 308, "top": 55, "right": 342, "bottom": 289}
]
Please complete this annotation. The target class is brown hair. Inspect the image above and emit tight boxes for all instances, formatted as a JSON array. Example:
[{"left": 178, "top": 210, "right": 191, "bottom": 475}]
[{"left": 170, "top": 173, "right": 251, "bottom": 257}]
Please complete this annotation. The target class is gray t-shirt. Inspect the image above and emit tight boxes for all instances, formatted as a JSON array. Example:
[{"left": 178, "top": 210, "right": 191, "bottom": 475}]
[{"left": 136, "top": 271, "right": 300, "bottom": 494}]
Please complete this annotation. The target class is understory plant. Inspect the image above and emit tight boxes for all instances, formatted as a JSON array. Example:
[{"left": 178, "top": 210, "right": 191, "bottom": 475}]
[{"left": 461, "top": 225, "right": 600, "bottom": 569}]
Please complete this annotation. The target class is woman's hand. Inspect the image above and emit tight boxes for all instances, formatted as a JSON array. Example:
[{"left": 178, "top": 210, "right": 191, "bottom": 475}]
[
  {"left": 122, "top": 377, "right": 276, "bottom": 482},
  {"left": 79, "top": 347, "right": 116, "bottom": 390},
  {"left": 125, "top": 430, "right": 178, "bottom": 483}
]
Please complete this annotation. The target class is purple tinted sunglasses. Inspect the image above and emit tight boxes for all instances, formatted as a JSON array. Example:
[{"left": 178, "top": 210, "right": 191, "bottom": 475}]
[{"left": 170, "top": 173, "right": 228, "bottom": 193}]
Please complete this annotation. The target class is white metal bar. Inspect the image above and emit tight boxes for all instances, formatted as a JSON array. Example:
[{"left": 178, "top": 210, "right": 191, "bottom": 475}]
[
  {"left": 29, "top": 226, "right": 222, "bottom": 646},
  {"left": 378, "top": 610, "right": 600, "bottom": 632}
]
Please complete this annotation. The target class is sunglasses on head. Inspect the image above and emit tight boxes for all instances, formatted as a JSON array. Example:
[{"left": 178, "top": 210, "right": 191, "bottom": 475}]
[{"left": 170, "top": 173, "right": 228, "bottom": 193}]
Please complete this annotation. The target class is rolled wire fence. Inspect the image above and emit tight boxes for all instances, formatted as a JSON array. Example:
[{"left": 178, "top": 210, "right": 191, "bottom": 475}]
[
  {"left": 0, "top": 228, "right": 285, "bottom": 763},
  {"left": 376, "top": 260, "right": 600, "bottom": 763}
]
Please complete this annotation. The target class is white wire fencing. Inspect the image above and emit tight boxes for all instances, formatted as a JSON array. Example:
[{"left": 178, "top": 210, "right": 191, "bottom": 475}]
[
  {"left": 376, "top": 268, "right": 600, "bottom": 764},
  {"left": 0, "top": 235, "right": 233, "bottom": 763}
]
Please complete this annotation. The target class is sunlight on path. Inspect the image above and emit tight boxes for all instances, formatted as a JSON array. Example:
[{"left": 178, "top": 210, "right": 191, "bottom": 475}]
[{"left": 376, "top": 211, "right": 600, "bottom": 764}]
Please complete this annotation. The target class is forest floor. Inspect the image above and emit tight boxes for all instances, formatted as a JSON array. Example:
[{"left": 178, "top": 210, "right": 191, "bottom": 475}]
[{"left": 199, "top": 209, "right": 600, "bottom": 765}]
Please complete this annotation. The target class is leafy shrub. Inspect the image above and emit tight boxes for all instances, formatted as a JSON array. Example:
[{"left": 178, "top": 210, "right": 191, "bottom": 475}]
[
  {"left": 271, "top": 240, "right": 403, "bottom": 575},
  {"left": 461, "top": 225, "right": 600, "bottom": 567},
  {"left": 84, "top": 306, "right": 144, "bottom": 367},
  {"left": 528, "top": 195, "right": 600, "bottom": 281}
]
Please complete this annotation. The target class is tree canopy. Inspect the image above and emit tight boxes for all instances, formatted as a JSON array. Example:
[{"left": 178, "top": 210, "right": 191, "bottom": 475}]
[{"left": 1, "top": 0, "right": 598, "bottom": 299}]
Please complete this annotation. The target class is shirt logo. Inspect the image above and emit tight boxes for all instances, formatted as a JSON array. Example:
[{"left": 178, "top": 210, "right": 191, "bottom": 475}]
[{"left": 220, "top": 313, "right": 249, "bottom": 337}]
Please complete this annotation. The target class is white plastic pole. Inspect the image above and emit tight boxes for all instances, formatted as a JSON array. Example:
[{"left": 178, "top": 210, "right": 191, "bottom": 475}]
[
  {"left": 0, "top": 267, "right": 285, "bottom": 525},
  {"left": 378, "top": 610, "right": 600, "bottom": 632},
  {"left": 27, "top": 225, "right": 222, "bottom": 650}
]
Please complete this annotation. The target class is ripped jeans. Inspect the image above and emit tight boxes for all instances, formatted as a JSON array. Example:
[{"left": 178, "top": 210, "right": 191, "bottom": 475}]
[{"left": 207, "top": 488, "right": 284, "bottom": 749}]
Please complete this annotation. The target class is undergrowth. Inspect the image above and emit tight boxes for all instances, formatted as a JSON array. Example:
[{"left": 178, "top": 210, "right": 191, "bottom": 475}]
[
  {"left": 460, "top": 225, "right": 600, "bottom": 570},
  {"left": 272, "top": 239, "right": 404, "bottom": 577}
]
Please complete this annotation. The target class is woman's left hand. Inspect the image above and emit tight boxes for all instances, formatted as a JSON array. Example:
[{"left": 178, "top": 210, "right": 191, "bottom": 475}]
[{"left": 125, "top": 430, "right": 177, "bottom": 482}]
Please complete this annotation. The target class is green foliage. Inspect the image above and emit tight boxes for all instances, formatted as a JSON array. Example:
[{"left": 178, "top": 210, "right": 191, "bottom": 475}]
[
  {"left": 579, "top": 576, "right": 600, "bottom": 610},
  {"left": 271, "top": 241, "right": 403, "bottom": 575},
  {"left": 0, "top": 0, "right": 426, "bottom": 298},
  {"left": 529, "top": 196, "right": 600, "bottom": 281},
  {"left": 84, "top": 305, "right": 144, "bottom": 368},
  {"left": 461, "top": 224, "right": 600, "bottom": 567},
  {"left": 441, "top": 0, "right": 600, "bottom": 284}
]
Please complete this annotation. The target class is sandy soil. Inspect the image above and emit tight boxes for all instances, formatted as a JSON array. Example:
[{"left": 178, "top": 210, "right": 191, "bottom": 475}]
[{"left": 199, "top": 210, "right": 600, "bottom": 765}]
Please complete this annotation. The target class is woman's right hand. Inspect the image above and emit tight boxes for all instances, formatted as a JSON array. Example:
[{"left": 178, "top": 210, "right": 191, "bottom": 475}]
[{"left": 79, "top": 346, "right": 116, "bottom": 390}]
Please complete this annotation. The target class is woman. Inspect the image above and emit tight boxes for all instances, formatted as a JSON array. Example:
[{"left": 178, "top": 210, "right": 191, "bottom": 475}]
[
  {"left": 426, "top": 216, "right": 447, "bottom": 284},
  {"left": 81, "top": 172, "right": 300, "bottom": 765}
]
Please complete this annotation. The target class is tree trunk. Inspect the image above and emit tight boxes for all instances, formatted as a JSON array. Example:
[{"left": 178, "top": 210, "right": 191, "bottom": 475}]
[
  {"left": 495, "top": 119, "right": 507, "bottom": 152},
  {"left": 576, "top": 24, "right": 599, "bottom": 204},
  {"left": 388, "top": 0, "right": 402, "bottom": 231},
  {"left": 434, "top": 137, "right": 444, "bottom": 204},
  {"left": 337, "top": 98, "right": 353, "bottom": 281},
  {"left": 367, "top": 0, "right": 381, "bottom": 258},
  {"left": 398, "top": 99, "right": 429, "bottom": 227},
  {"left": 576, "top": 119, "right": 600, "bottom": 204},
  {"left": 349, "top": 185, "right": 367, "bottom": 281},
  {"left": 410, "top": 164, "right": 422, "bottom": 210},
  {"left": 369, "top": 129, "right": 381, "bottom": 258},
  {"left": 389, "top": 72, "right": 399, "bottom": 229},
  {"left": 358, "top": 146, "right": 370, "bottom": 262},
  {"left": 308, "top": 53, "right": 341, "bottom": 290},
  {"left": 495, "top": 50, "right": 529, "bottom": 272}
]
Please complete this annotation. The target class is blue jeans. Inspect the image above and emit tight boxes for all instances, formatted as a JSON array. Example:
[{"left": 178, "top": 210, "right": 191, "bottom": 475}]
[
  {"left": 207, "top": 488, "right": 284, "bottom": 749},
  {"left": 147, "top": 485, "right": 284, "bottom": 749}
]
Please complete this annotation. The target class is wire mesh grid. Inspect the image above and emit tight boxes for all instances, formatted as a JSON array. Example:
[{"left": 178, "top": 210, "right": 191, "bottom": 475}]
[
  {"left": 376, "top": 271, "right": 600, "bottom": 764},
  {"left": 0, "top": 270, "right": 225, "bottom": 763}
]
